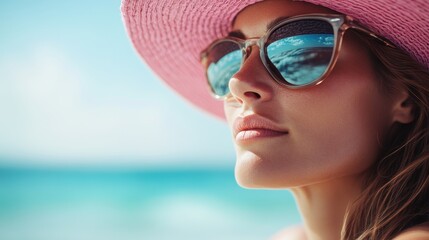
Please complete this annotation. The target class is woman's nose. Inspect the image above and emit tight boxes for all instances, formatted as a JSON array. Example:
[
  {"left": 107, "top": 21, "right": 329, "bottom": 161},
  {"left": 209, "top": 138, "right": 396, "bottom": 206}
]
[{"left": 228, "top": 48, "right": 274, "bottom": 104}]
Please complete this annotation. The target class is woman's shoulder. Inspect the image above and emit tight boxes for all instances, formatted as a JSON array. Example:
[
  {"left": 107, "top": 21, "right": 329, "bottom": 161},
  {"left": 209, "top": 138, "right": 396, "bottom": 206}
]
[
  {"left": 270, "top": 222, "right": 429, "bottom": 240},
  {"left": 270, "top": 225, "right": 307, "bottom": 240},
  {"left": 393, "top": 221, "right": 429, "bottom": 240}
]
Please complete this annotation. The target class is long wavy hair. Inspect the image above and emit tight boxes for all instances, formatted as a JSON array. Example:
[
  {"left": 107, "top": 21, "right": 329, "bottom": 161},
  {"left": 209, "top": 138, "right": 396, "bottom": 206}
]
[{"left": 341, "top": 31, "right": 429, "bottom": 240}]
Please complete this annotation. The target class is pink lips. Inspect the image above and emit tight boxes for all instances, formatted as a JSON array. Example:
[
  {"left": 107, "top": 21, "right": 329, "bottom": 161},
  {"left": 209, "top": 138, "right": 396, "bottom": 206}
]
[{"left": 233, "top": 115, "right": 288, "bottom": 142}]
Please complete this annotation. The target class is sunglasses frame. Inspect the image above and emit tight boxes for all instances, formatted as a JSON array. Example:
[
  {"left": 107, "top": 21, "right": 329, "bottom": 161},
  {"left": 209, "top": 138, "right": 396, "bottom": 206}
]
[{"left": 200, "top": 14, "right": 395, "bottom": 99}]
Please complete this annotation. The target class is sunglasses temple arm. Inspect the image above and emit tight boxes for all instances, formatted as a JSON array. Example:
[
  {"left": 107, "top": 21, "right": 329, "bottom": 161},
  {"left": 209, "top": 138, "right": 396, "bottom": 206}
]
[{"left": 347, "top": 22, "right": 396, "bottom": 48}]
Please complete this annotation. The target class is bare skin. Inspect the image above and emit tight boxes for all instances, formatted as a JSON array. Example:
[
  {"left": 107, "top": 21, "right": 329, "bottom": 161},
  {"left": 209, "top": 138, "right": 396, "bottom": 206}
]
[{"left": 222, "top": 0, "right": 427, "bottom": 239}]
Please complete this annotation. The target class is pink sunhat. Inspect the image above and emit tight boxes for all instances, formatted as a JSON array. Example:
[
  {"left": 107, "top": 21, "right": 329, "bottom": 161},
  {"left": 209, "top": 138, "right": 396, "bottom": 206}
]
[{"left": 121, "top": 0, "right": 429, "bottom": 119}]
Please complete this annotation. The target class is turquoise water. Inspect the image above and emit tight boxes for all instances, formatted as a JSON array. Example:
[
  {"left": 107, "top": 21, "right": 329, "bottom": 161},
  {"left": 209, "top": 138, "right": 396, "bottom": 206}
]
[{"left": 0, "top": 167, "right": 301, "bottom": 240}]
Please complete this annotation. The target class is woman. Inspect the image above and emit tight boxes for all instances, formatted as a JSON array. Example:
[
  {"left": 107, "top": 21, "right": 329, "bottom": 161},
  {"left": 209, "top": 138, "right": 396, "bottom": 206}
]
[{"left": 121, "top": 0, "right": 429, "bottom": 239}]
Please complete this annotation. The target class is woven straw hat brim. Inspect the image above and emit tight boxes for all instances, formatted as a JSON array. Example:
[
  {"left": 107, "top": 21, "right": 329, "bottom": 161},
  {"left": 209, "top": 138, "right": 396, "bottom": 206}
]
[{"left": 121, "top": 0, "right": 429, "bottom": 119}]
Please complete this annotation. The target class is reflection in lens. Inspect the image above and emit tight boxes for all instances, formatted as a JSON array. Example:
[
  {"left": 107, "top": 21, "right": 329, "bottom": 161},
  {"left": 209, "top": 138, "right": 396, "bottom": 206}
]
[
  {"left": 267, "top": 33, "right": 334, "bottom": 86},
  {"left": 207, "top": 45, "right": 242, "bottom": 97}
]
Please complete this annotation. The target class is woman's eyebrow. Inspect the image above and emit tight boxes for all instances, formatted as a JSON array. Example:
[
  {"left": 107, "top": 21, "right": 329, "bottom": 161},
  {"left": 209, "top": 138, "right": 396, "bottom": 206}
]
[
  {"left": 227, "top": 30, "right": 246, "bottom": 39},
  {"left": 227, "top": 16, "right": 290, "bottom": 39},
  {"left": 267, "top": 16, "right": 290, "bottom": 30}
]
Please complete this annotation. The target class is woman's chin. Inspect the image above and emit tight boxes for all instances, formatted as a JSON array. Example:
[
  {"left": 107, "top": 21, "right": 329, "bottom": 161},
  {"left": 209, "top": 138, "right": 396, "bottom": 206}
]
[
  {"left": 234, "top": 154, "right": 270, "bottom": 188},
  {"left": 234, "top": 168, "right": 291, "bottom": 189},
  {"left": 233, "top": 155, "right": 290, "bottom": 189}
]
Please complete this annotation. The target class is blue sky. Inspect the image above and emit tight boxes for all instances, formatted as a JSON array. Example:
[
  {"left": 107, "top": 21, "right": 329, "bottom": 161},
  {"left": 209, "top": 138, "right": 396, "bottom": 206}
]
[{"left": 0, "top": 0, "right": 234, "bottom": 168}]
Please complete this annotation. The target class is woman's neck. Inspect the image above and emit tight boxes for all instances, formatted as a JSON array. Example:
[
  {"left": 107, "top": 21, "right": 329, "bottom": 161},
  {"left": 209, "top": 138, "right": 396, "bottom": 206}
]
[{"left": 290, "top": 175, "right": 364, "bottom": 240}]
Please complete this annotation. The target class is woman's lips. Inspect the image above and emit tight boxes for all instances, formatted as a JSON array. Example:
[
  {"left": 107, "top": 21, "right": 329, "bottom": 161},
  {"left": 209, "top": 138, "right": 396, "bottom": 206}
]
[
  {"left": 235, "top": 128, "right": 287, "bottom": 141},
  {"left": 233, "top": 115, "right": 288, "bottom": 142}
]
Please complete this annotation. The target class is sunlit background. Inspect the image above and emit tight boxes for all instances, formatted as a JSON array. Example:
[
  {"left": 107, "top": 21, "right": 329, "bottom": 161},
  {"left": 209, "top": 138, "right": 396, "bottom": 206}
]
[{"left": 0, "top": 0, "right": 301, "bottom": 239}]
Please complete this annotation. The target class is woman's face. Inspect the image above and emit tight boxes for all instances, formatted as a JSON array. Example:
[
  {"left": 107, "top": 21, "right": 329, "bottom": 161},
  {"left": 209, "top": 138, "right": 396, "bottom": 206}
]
[{"left": 224, "top": 0, "right": 396, "bottom": 188}]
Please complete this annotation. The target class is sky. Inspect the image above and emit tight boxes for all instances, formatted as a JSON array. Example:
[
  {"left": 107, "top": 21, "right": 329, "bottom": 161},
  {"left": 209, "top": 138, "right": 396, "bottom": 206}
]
[{"left": 0, "top": 0, "right": 235, "bottom": 168}]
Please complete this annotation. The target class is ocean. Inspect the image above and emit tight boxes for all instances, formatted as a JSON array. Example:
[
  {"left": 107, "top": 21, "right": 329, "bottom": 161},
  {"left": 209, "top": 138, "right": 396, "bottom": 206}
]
[{"left": 0, "top": 167, "right": 301, "bottom": 240}]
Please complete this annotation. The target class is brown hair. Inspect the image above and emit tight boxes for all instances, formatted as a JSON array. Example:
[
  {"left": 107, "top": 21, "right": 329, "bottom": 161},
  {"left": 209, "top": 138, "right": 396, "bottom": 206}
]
[{"left": 342, "top": 31, "right": 429, "bottom": 239}]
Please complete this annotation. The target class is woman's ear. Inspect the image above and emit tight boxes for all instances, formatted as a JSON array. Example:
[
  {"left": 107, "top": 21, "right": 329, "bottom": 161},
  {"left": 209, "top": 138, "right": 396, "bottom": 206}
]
[{"left": 391, "top": 89, "right": 415, "bottom": 124}]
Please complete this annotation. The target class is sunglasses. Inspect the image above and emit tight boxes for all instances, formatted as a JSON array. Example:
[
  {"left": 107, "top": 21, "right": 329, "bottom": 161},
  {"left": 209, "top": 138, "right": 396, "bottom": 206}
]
[{"left": 200, "top": 14, "right": 395, "bottom": 98}]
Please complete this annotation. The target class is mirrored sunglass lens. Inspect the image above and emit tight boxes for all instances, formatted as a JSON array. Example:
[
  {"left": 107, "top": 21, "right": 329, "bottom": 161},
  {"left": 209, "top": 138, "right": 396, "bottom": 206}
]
[
  {"left": 266, "top": 19, "right": 334, "bottom": 86},
  {"left": 206, "top": 41, "right": 242, "bottom": 97}
]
